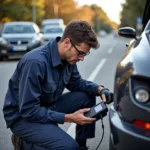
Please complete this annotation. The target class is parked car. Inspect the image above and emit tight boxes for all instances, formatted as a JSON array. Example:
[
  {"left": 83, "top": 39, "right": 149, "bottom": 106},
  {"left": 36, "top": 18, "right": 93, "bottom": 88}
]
[
  {"left": 40, "top": 18, "right": 64, "bottom": 32},
  {"left": 42, "top": 25, "right": 65, "bottom": 44},
  {"left": 0, "top": 22, "right": 43, "bottom": 60},
  {"left": 99, "top": 30, "right": 107, "bottom": 37},
  {"left": 109, "top": 0, "right": 150, "bottom": 150}
]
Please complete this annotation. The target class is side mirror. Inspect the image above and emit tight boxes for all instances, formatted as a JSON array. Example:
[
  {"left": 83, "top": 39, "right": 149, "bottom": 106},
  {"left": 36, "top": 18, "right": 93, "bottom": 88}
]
[{"left": 118, "top": 27, "right": 136, "bottom": 39}]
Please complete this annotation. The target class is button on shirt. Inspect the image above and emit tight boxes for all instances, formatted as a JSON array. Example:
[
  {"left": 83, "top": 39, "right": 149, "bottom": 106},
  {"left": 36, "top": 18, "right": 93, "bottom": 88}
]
[{"left": 3, "top": 37, "right": 100, "bottom": 128}]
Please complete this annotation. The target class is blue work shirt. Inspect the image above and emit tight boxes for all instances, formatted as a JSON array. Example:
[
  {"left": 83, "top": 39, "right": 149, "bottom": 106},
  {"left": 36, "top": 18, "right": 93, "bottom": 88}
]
[{"left": 3, "top": 37, "right": 100, "bottom": 128}]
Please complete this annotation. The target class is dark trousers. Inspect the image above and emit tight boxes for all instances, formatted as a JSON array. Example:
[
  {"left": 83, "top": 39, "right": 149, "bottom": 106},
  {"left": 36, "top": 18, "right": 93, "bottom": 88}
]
[{"left": 10, "top": 91, "right": 96, "bottom": 150}]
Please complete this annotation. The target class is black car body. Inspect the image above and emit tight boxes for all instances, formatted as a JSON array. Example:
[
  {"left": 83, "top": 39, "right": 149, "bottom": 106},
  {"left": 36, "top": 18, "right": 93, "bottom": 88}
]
[
  {"left": 0, "top": 22, "right": 43, "bottom": 60},
  {"left": 109, "top": 0, "right": 150, "bottom": 150}
]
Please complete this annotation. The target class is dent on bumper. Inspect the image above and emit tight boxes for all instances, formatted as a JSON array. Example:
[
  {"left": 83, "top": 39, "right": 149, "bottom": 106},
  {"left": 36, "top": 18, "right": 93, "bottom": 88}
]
[{"left": 109, "top": 105, "right": 150, "bottom": 150}]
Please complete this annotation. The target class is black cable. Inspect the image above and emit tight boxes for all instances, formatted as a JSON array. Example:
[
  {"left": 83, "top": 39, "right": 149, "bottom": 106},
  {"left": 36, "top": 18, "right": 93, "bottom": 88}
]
[{"left": 95, "top": 116, "right": 105, "bottom": 150}]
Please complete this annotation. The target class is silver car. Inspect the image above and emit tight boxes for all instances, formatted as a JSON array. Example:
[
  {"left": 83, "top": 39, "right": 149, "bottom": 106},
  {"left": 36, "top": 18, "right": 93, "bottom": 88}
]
[
  {"left": 0, "top": 22, "right": 43, "bottom": 60},
  {"left": 42, "top": 25, "right": 65, "bottom": 44}
]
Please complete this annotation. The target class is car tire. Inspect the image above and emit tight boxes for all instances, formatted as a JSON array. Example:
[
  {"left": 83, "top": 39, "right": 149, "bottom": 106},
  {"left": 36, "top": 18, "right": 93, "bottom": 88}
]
[
  {"left": 0, "top": 56, "right": 7, "bottom": 61},
  {"left": 2, "top": 56, "right": 8, "bottom": 61}
]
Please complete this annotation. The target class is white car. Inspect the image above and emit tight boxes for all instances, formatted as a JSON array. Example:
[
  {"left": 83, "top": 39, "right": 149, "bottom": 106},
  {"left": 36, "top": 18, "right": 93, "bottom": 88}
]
[
  {"left": 42, "top": 25, "right": 65, "bottom": 44},
  {"left": 99, "top": 30, "right": 107, "bottom": 37},
  {"left": 40, "top": 18, "right": 64, "bottom": 32}
]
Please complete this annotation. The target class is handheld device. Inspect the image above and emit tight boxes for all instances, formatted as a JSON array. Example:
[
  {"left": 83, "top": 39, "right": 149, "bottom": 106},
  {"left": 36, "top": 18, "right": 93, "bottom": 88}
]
[{"left": 84, "top": 101, "right": 108, "bottom": 120}]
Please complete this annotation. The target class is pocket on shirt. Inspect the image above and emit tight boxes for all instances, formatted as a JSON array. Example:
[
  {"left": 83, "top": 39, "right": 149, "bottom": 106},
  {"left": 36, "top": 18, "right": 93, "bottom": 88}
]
[
  {"left": 41, "top": 83, "right": 57, "bottom": 106},
  {"left": 42, "top": 82, "right": 57, "bottom": 93},
  {"left": 63, "top": 73, "right": 71, "bottom": 85}
]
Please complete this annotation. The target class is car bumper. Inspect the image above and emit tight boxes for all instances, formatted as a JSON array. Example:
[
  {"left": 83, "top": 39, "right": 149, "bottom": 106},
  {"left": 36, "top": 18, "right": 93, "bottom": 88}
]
[
  {"left": 0, "top": 44, "right": 10, "bottom": 58},
  {"left": 109, "top": 105, "right": 150, "bottom": 150},
  {"left": 0, "top": 43, "right": 40, "bottom": 59}
]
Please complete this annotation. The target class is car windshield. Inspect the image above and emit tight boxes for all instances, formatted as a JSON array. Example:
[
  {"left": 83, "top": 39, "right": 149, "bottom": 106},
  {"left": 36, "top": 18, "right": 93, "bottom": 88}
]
[
  {"left": 3, "top": 24, "right": 35, "bottom": 34},
  {"left": 43, "top": 27, "right": 63, "bottom": 34}
]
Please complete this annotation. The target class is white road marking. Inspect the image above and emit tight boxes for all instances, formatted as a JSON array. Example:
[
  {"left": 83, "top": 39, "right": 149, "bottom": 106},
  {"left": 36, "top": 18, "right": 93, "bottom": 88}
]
[
  {"left": 66, "top": 58, "right": 107, "bottom": 138},
  {"left": 87, "top": 58, "right": 107, "bottom": 81},
  {"left": 108, "top": 48, "right": 113, "bottom": 54},
  {"left": 108, "top": 42, "right": 117, "bottom": 54}
]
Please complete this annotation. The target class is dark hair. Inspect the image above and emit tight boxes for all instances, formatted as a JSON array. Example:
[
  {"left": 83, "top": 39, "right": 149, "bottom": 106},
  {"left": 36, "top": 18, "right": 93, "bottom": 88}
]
[{"left": 60, "top": 20, "right": 99, "bottom": 49}]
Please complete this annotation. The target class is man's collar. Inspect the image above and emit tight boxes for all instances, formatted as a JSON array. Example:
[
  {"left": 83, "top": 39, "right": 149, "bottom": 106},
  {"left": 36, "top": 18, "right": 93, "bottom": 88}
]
[{"left": 49, "top": 37, "right": 62, "bottom": 67}]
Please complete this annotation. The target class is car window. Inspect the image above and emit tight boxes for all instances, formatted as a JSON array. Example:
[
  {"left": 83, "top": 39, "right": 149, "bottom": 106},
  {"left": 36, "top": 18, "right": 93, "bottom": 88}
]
[
  {"left": 45, "top": 23, "right": 59, "bottom": 26},
  {"left": 43, "top": 28, "right": 63, "bottom": 33},
  {"left": 3, "top": 25, "right": 35, "bottom": 34}
]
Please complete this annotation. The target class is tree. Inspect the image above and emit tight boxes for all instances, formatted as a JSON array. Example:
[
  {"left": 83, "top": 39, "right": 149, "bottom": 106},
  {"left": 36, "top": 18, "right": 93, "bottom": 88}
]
[
  {"left": 0, "top": 0, "right": 118, "bottom": 31},
  {"left": 0, "top": 0, "right": 45, "bottom": 24},
  {"left": 90, "top": 4, "right": 117, "bottom": 33},
  {"left": 44, "top": 0, "right": 77, "bottom": 25},
  {"left": 74, "top": 5, "right": 94, "bottom": 26},
  {"left": 120, "top": 0, "right": 146, "bottom": 28}
]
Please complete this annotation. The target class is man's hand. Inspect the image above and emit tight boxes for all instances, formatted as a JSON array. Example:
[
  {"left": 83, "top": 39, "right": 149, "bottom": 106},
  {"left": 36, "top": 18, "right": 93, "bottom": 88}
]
[
  {"left": 98, "top": 86, "right": 113, "bottom": 104},
  {"left": 64, "top": 108, "right": 96, "bottom": 125},
  {"left": 98, "top": 86, "right": 106, "bottom": 102}
]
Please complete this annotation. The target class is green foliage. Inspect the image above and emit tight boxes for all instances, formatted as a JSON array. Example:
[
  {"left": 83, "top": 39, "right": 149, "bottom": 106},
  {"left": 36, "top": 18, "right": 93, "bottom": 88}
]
[
  {"left": 120, "top": 0, "right": 146, "bottom": 28},
  {"left": 0, "top": 0, "right": 44, "bottom": 24},
  {"left": 90, "top": 4, "right": 117, "bottom": 33},
  {"left": 3, "top": 2, "right": 29, "bottom": 21}
]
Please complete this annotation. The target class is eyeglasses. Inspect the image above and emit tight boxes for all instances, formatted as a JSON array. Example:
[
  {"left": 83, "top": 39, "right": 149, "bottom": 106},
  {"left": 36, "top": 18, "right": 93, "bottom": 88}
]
[{"left": 70, "top": 40, "right": 90, "bottom": 57}]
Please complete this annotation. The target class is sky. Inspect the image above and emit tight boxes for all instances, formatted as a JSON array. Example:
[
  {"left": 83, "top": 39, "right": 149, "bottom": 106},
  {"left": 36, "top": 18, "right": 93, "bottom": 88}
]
[{"left": 75, "top": 0, "right": 125, "bottom": 23}]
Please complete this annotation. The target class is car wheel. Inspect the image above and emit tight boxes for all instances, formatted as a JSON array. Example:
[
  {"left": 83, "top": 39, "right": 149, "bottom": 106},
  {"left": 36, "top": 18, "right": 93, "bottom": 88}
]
[
  {"left": 109, "top": 136, "right": 116, "bottom": 150},
  {"left": 2, "top": 56, "right": 8, "bottom": 61},
  {"left": 0, "top": 56, "right": 6, "bottom": 61}
]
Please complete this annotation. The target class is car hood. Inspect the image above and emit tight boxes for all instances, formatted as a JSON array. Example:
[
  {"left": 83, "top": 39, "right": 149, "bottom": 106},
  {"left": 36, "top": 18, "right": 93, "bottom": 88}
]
[
  {"left": 134, "top": 31, "right": 150, "bottom": 76},
  {"left": 43, "top": 33, "right": 62, "bottom": 39},
  {"left": 120, "top": 31, "right": 150, "bottom": 78},
  {"left": 2, "top": 33, "right": 37, "bottom": 39}
]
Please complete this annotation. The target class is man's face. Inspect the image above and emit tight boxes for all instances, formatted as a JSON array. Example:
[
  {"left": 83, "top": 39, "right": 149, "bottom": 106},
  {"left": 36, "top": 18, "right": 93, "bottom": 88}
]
[{"left": 64, "top": 39, "right": 90, "bottom": 64}]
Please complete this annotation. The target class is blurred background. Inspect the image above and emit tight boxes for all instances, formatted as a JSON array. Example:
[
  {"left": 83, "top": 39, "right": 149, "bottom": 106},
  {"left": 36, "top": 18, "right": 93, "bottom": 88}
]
[
  {"left": 0, "top": 0, "right": 145, "bottom": 60},
  {"left": 0, "top": 0, "right": 145, "bottom": 34}
]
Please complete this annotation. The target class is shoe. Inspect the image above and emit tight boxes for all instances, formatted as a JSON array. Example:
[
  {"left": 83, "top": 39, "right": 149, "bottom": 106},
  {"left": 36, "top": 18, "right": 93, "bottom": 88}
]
[
  {"left": 79, "top": 146, "right": 89, "bottom": 150},
  {"left": 11, "top": 134, "right": 23, "bottom": 150}
]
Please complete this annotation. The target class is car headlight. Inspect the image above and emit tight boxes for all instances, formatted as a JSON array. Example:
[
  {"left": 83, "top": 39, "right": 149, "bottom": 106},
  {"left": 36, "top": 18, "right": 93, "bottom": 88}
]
[
  {"left": 30, "top": 36, "right": 40, "bottom": 45},
  {"left": 134, "top": 88, "right": 149, "bottom": 103},
  {"left": 0, "top": 37, "right": 7, "bottom": 45}
]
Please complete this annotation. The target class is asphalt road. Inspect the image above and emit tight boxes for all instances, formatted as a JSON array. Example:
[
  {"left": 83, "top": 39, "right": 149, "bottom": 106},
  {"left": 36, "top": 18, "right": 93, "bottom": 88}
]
[{"left": 0, "top": 34, "right": 130, "bottom": 150}]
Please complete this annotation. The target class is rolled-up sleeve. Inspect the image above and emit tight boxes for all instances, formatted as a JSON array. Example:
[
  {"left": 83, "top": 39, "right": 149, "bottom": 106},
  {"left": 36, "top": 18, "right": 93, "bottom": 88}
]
[
  {"left": 66, "top": 64, "right": 99, "bottom": 96},
  {"left": 18, "top": 59, "right": 65, "bottom": 124}
]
